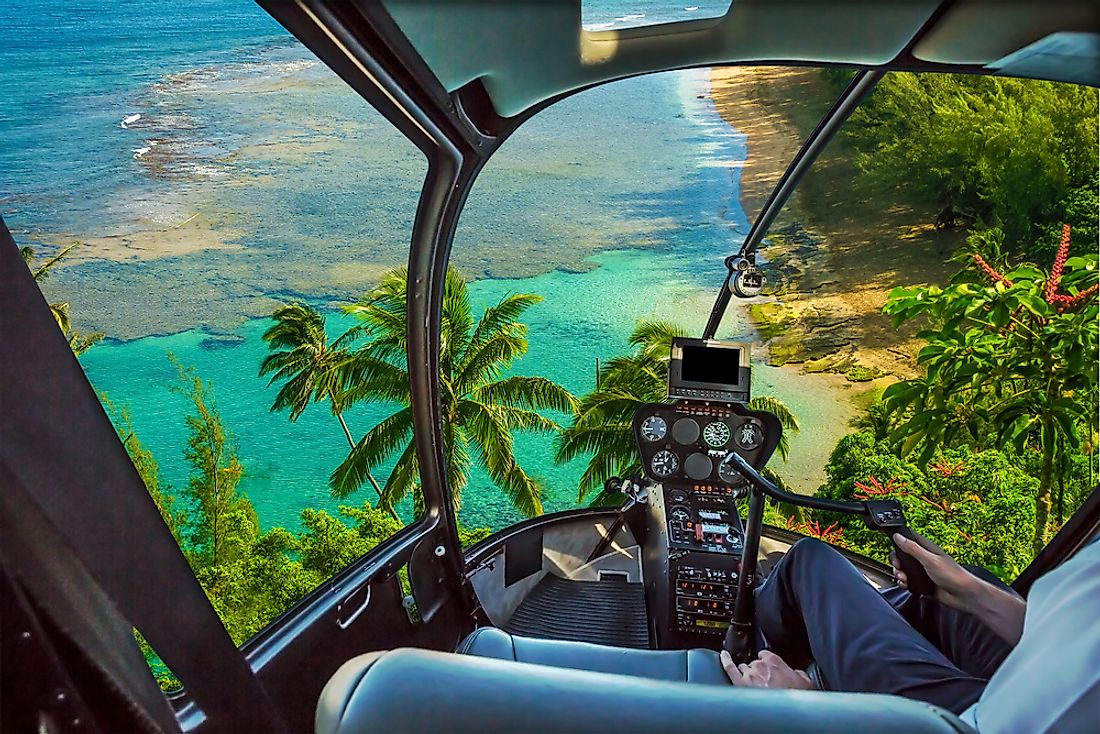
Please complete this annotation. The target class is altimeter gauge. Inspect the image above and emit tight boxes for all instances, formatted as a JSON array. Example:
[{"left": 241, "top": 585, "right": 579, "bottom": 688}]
[
  {"left": 650, "top": 450, "right": 679, "bottom": 478},
  {"left": 640, "top": 415, "right": 667, "bottom": 442},
  {"left": 702, "top": 420, "right": 731, "bottom": 448}
]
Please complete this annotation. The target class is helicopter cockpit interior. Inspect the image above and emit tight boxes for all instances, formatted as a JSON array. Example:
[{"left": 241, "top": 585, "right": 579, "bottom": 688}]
[{"left": 2, "top": 1, "right": 1098, "bottom": 733}]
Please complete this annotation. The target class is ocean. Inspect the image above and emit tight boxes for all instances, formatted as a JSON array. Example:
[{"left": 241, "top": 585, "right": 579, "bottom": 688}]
[{"left": 1, "top": 0, "right": 856, "bottom": 533}]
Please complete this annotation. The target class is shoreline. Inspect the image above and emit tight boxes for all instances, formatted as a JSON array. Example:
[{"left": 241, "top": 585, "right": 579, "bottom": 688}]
[{"left": 708, "top": 66, "right": 964, "bottom": 383}]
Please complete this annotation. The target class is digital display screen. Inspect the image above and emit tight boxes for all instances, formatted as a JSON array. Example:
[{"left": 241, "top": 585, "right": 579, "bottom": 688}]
[
  {"left": 681, "top": 345, "right": 742, "bottom": 386},
  {"left": 694, "top": 619, "right": 729, "bottom": 629}
]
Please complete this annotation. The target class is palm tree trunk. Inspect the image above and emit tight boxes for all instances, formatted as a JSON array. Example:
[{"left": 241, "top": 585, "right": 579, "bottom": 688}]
[{"left": 335, "top": 410, "right": 400, "bottom": 521}]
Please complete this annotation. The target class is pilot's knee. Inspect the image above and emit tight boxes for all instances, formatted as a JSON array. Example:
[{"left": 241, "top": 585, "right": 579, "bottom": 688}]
[{"left": 787, "top": 537, "right": 843, "bottom": 567}]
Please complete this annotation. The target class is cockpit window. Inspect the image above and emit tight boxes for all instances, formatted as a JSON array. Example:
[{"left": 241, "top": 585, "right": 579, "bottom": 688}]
[
  {"left": 581, "top": 1, "right": 733, "bottom": 31},
  {"left": 455, "top": 66, "right": 1098, "bottom": 576},
  {"left": 2, "top": 0, "right": 428, "bottom": 677}
]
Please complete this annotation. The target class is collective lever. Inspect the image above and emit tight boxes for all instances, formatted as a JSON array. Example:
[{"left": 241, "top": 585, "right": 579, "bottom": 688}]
[{"left": 722, "top": 451, "right": 936, "bottom": 596}]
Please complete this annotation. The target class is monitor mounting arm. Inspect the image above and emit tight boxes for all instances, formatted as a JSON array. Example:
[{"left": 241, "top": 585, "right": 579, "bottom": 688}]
[{"left": 703, "top": 69, "right": 884, "bottom": 338}]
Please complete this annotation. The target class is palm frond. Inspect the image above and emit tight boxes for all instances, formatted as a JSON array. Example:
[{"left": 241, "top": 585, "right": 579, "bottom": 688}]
[
  {"left": 468, "top": 293, "right": 542, "bottom": 351},
  {"left": 461, "top": 401, "right": 543, "bottom": 516},
  {"left": 748, "top": 395, "right": 800, "bottom": 461},
  {"left": 49, "top": 302, "right": 72, "bottom": 333},
  {"left": 336, "top": 351, "right": 410, "bottom": 406},
  {"left": 30, "top": 241, "right": 80, "bottom": 282},
  {"left": 555, "top": 422, "right": 637, "bottom": 466},
  {"left": 748, "top": 396, "right": 800, "bottom": 432},
  {"left": 453, "top": 331, "right": 529, "bottom": 395},
  {"left": 330, "top": 408, "right": 414, "bottom": 499},
  {"left": 378, "top": 441, "right": 421, "bottom": 510},
  {"left": 474, "top": 375, "right": 578, "bottom": 414},
  {"left": 441, "top": 269, "right": 474, "bottom": 372},
  {"left": 630, "top": 320, "right": 688, "bottom": 360}
]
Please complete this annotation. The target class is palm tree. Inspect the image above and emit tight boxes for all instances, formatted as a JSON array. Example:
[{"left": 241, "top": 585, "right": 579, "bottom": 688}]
[
  {"left": 556, "top": 320, "right": 799, "bottom": 503},
  {"left": 259, "top": 302, "right": 395, "bottom": 516},
  {"left": 21, "top": 242, "right": 103, "bottom": 355},
  {"left": 331, "top": 268, "right": 577, "bottom": 517}
]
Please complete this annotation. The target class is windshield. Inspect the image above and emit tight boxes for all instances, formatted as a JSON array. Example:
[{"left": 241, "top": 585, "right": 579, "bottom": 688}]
[{"left": 3, "top": 0, "right": 1097, "bottom": 688}]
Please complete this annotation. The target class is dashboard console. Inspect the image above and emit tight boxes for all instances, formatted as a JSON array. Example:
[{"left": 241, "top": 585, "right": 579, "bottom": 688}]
[{"left": 635, "top": 340, "right": 782, "bottom": 648}]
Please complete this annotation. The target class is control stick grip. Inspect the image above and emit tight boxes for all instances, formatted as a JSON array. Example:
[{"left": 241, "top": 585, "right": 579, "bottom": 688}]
[{"left": 891, "top": 527, "right": 935, "bottom": 597}]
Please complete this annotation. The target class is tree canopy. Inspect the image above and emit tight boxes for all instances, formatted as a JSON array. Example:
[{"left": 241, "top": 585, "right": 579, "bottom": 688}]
[
  {"left": 832, "top": 72, "right": 1098, "bottom": 261},
  {"left": 330, "top": 268, "right": 577, "bottom": 517}
]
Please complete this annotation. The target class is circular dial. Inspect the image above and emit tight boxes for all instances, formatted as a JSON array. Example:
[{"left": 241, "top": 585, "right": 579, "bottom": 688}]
[
  {"left": 684, "top": 452, "right": 714, "bottom": 481},
  {"left": 639, "top": 415, "right": 667, "bottom": 442},
  {"left": 718, "top": 452, "right": 742, "bottom": 484},
  {"left": 734, "top": 421, "right": 763, "bottom": 451},
  {"left": 669, "top": 506, "right": 691, "bottom": 524},
  {"left": 702, "top": 420, "right": 731, "bottom": 448},
  {"left": 671, "top": 417, "right": 701, "bottom": 445},
  {"left": 669, "top": 489, "right": 689, "bottom": 504},
  {"left": 650, "top": 450, "right": 679, "bottom": 478}
]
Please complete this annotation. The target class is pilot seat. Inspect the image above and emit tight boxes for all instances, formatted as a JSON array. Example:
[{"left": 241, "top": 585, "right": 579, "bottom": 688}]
[{"left": 315, "top": 627, "right": 972, "bottom": 733}]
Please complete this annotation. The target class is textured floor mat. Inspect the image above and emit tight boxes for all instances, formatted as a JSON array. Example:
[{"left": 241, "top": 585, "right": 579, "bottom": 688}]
[{"left": 504, "top": 574, "right": 650, "bottom": 648}]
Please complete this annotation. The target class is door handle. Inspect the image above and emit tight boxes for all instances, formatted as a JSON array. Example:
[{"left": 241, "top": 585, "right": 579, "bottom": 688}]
[{"left": 336, "top": 583, "right": 372, "bottom": 630}]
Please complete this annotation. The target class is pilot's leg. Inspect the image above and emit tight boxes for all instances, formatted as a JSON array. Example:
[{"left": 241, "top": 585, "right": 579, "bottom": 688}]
[
  {"left": 754, "top": 538, "right": 986, "bottom": 714},
  {"left": 883, "top": 566, "right": 1013, "bottom": 680}
]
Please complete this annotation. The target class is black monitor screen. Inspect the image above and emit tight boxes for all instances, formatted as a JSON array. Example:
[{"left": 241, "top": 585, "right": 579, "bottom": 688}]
[{"left": 681, "top": 345, "right": 742, "bottom": 386}]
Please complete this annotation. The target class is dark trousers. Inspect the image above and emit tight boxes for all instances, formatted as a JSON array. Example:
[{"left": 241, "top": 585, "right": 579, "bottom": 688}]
[{"left": 754, "top": 538, "right": 1013, "bottom": 714}]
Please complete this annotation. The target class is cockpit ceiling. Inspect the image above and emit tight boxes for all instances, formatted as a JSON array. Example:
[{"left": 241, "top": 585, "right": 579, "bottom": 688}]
[{"left": 381, "top": 0, "right": 1100, "bottom": 118}]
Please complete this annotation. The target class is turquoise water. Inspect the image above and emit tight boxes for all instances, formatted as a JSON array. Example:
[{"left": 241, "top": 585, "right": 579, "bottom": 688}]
[{"left": 3, "top": 1, "right": 858, "bottom": 533}]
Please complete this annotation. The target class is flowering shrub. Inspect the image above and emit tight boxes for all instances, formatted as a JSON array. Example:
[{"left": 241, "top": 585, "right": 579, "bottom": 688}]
[
  {"left": 882, "top": 225, "right": 1098, "bottom": 551},
  {"left": 816, "top": 432, "right": 1037, "bottom": 580}
]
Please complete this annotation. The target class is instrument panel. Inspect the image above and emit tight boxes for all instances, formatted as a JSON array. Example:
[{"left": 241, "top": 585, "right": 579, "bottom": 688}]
[
  {"left": 633, "top": 401, "right": 771, "bottom": 488},
  {"left": 637, "top": 398, "right": 782, "bottom": 648}
]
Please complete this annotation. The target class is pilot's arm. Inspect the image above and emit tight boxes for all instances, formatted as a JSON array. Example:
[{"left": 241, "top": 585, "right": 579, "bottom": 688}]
[{"left": 892, "top": 532, "right": 1026, "bottom": 645}]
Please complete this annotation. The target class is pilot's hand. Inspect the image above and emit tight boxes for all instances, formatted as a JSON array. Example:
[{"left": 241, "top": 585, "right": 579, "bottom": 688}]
[
  {"left": 891, "top": 531, "right": 975, "bottom": 610},
  {"left": 721, "top": 649, "right": 813, "bottom": 690}
]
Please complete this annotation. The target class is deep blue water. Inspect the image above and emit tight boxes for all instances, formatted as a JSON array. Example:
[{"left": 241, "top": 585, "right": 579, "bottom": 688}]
[{"left": 1, "top": 1, "right": 856, "bottom": 533}]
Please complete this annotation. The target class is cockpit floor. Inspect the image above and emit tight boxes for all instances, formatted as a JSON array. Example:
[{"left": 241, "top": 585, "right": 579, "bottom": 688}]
[{"left": 504, "top": 574, "right": 649, "bottom": 648}]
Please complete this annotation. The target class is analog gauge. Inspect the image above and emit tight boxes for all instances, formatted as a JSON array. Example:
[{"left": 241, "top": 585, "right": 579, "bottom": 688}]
[
  {"left": 672, "top": 417, "right": 701, "bottom": 445},
  {"left": 718, "top": 452, "right": 741, "bottom": 484},
  {"left": 640, "top": 415, "right": 667, "bottom": 442},
  {"left": 650, "top": 450, "right": 679, "bottom": 478},
  {"left": 669, "top": 489, "right": 689, "bottom": 504},
  {"left": 670, "top": 506, "right": 691, "bottom": 524},
  {"left": 734, "top": 421, "right": 763, "bottom": 451},
  {"left": 702, "top": 420, "right": 731, "bottom": 448},
  {"left": 684, "top": 452, "right": 714, "bottom": 481}
]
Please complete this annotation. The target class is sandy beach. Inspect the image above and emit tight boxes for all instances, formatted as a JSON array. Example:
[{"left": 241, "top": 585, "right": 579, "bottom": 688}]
[{"left": 709, "top": 66, "right": 964, "bottom": 380}]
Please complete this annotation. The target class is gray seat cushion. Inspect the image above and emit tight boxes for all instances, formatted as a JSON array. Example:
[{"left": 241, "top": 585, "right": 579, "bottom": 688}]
[
  {"left": 316, "top": 647, "right": 973, "bottom": 734},
  {"left": 457, "top": 626, "right": 729, "bottom": 685}
]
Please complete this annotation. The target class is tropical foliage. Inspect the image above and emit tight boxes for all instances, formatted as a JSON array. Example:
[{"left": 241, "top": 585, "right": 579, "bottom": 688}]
[
  {"left": 831, "top": 72, "right": 1099, "bottom": 261},
  {"left": 814, "top": 432, "right": 1039, "bottom": 580},
  {"left": 20, "top": 242, "right": 103, "bottom": 355},
  {"left": 259, "top": 302, "right": 392, "bottom": 515},
  {"left": 557, "top": 320, "right": 799, "bottom": 503},
  {"left": 115, "top": 360, "right": 492, "bottom": 689},
  {"left": 881, "top": 226, "right": 1098, "bottom": 550},
  {"left": 172, "top": 357, "right": 258, "bottom": 568},
  {"left": 328, "top": 268, "right": 577, "bottom": 516}
]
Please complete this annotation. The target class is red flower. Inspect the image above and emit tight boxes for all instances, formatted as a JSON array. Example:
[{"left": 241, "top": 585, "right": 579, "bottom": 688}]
[
  {"left": 1044, "top": 224, "right": 1072, "bottom": 304},
  {"left": 853, "top": 476, "right": 908, "bottom": 500},
  {"left": 971, "top": 253, "right": 1012, "bottom": 286},
  {"left": 974, "top": 223, "right": 1097, "bottom": 313}
]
